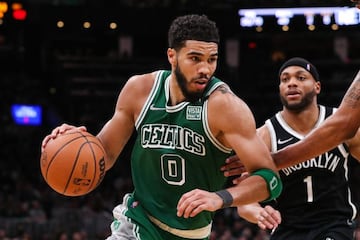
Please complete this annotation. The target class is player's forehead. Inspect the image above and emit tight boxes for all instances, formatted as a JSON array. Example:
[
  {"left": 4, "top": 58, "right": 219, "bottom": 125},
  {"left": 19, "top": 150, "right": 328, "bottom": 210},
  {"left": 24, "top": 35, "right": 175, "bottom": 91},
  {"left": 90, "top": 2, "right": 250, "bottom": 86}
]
[
  {"left": 182, "top": 40, "right": 218, "bottom": 55},
  {"left": 280, "top": 66, "right": 309, "bottom": 76}
]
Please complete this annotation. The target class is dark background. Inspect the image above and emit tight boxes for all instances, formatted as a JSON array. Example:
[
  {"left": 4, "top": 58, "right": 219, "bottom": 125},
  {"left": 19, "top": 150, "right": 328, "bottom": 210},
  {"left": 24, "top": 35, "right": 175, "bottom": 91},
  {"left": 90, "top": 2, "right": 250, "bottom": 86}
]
[{"left": 1, "top": 0, "right": 360, "bottom": 239}]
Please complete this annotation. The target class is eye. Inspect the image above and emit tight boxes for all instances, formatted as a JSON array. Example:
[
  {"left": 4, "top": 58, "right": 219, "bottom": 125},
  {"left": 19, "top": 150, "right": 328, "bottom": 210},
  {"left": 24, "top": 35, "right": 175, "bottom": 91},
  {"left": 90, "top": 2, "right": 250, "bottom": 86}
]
[
  {"left": 280, "top": 77, "right": 288, "bottom": 83},
  {"left": 191, "top": 56, "right": 200, "bottom": 62},
  {"left": 298, "top": 76, "right": 306, "bottom": 81},
  {"left": 208, "top": 57, "right": 218, "bottom": 63}
]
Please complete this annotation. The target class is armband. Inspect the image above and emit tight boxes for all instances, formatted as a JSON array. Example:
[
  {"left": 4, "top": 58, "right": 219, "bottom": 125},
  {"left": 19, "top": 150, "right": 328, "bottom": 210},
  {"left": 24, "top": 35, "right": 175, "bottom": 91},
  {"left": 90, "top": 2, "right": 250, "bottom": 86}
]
[
  {"left": 215, "top": 189, "right": 233, "bottom": 208},
  {"left": 251, "top": 169, "right": 282, "bottom": 202}
]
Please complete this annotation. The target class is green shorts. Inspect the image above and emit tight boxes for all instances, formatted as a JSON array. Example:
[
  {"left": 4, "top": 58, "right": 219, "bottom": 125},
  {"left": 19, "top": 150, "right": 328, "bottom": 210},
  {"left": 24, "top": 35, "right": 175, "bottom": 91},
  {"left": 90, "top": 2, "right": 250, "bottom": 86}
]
[{"left": 105, "top": 193, "right": 210, "bottom": 240}]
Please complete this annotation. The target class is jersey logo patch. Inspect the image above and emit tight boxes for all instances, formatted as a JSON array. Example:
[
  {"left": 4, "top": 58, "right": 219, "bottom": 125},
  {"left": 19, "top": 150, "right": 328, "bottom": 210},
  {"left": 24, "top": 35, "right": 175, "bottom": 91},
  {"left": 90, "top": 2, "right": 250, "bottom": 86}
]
[
  {"left": 186, "top": 106, "right": 202, "bottom": 120},
  {"left": 277, "top": 137, "right": 293, "bottom": 145}
]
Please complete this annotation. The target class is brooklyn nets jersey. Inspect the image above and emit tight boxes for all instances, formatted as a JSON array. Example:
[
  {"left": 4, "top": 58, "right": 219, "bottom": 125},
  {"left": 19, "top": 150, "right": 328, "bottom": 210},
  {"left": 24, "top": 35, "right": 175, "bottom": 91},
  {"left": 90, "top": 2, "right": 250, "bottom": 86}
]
[
  {"left": 266, "top": 105, "right": 357, "bottom": 229},
  {"left": 126, "top": 70, "right": 233, "bottom": 230}
]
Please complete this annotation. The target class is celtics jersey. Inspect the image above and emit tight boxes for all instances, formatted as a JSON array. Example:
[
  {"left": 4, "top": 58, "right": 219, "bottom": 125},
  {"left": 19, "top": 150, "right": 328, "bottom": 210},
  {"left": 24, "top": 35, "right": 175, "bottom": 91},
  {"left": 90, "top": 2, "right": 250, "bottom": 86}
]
[
  {"left": 266, "top": 105, "right": 357, "bottom": 229},
  {"left": 127, "top": 70, "right": 232, "bottom": 231}
]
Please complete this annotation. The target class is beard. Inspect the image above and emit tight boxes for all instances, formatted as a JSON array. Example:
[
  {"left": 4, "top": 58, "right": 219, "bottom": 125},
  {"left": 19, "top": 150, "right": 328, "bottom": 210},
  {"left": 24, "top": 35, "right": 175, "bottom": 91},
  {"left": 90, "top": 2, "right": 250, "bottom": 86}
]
[
  {"left": 174, "top": 64, "right": 205, "bottom": 103},
  {"left": 280, "top": 90, "right": 317, "bottom": 112}
]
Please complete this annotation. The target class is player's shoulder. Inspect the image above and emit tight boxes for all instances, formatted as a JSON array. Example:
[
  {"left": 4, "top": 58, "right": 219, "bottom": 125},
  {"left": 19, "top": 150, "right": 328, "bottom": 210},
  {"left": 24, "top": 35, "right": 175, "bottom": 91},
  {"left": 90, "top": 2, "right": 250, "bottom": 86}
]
[
  {"left": 207, "top": 83, "right": 255, "bottom": 127},
  {"left": 209, "top": 82, "right": 247, "bottom": 109},
  {"left": 127, "top": 71, "right": 158, "bottom": 85},
  {"left": 124, "top": 71, "right": 159, "bottom": 93}
]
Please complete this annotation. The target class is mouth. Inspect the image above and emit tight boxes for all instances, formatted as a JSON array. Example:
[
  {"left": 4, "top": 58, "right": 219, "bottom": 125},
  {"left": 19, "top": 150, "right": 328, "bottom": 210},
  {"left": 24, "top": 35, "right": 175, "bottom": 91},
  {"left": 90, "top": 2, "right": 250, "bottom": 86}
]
[
  {"left": 193, "top": 79, "right": 208, "bottom": 90},
  {"left": 286, "top": 90, "right": 301, "bottom": 99},
  {"left": 196, "top": 77, "right": 208, "bottom": 84}
]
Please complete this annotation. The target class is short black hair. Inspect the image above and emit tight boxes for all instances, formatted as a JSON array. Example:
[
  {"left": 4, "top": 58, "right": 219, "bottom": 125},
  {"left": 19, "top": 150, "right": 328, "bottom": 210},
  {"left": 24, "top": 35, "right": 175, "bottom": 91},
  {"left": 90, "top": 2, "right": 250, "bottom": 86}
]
[{"left": 168, "top": 14, "right": 220, "bottom": 50}]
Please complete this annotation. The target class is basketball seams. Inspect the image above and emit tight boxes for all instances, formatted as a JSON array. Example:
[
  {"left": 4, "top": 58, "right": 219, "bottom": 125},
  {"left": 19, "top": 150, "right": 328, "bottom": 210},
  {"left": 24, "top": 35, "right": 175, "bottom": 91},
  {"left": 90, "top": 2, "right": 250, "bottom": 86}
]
[
  {"left": 45, "top": 133, "right": 86, "bottom": 180},
  {"left": 79, "top": 133, "right": 101, "bottom": 194},
  {"left": 41, "top": 131, "right": 105, "bottom": 196},
  {"left": 80, "top": 132, "right": 105, "bottom": 190},
  {"left": 63, "top": 141, "right": 90, "bottom": 195}
]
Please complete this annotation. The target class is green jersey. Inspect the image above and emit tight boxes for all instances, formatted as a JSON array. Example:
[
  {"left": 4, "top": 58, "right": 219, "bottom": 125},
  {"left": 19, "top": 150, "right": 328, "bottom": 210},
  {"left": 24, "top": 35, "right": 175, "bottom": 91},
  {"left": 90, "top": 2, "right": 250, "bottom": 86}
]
[{"left": 127, "top": 70, "right": 232, "bottom": 232}]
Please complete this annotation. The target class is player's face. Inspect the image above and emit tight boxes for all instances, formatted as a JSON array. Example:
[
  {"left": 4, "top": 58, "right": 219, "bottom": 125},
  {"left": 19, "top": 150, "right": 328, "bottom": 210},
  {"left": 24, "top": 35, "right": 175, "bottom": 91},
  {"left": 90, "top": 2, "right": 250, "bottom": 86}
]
[
  {"left": 170, "top": 40, "right": 218, "bottom": 102},
  {"left": 279, "top": 66, "right": 320, "bottom": 111}
]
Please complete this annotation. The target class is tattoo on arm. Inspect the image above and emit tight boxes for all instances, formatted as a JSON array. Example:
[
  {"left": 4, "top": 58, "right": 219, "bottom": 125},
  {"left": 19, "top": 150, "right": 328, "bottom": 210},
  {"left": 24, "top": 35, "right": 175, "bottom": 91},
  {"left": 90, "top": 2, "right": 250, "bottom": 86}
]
[
  {"left": 344, "top": 72, "right": 360, "bottom": 109},
  {"left": 218, "top": 85, "right": 234, "bottom": 95}
]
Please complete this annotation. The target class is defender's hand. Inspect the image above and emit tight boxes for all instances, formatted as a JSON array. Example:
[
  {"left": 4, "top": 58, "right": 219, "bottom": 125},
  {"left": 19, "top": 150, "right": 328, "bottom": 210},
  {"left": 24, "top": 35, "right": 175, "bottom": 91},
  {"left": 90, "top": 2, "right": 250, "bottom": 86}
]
[
  {"left": 256, "top": 205, "right": 281, "bottom": 230},
  {"left": 221, "top": 155, "right": 246, "bottom": 177}
]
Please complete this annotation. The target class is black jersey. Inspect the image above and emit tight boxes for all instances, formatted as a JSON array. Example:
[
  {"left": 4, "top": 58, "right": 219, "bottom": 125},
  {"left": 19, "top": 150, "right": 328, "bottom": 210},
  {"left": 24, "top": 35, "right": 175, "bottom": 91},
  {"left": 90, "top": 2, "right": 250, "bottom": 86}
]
[{"left": 266, "top": 105, "right": 357, "bottom": 229}]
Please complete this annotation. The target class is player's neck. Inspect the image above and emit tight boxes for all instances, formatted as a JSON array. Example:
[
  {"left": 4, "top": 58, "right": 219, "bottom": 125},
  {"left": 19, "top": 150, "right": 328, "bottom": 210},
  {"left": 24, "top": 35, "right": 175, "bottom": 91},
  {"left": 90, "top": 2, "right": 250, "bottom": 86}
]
[
  {"left": 169, "top": 76, "right": 186, "bottom": 106},
  {"left": 281, "top": 104, "right": 320, "bottom": 135}
]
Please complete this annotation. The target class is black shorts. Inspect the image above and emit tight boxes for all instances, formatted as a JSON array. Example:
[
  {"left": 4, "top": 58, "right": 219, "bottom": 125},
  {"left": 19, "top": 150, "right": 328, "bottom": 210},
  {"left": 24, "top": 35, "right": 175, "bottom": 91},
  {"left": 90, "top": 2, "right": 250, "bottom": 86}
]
[{"left": 270, "top": 220, "right": 355, "bottom": 240}]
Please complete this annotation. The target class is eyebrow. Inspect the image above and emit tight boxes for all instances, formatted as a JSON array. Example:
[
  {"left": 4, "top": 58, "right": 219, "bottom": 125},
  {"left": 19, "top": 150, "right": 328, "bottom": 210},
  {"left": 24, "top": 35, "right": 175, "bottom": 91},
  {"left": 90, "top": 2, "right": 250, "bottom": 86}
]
[
  {"left": 187, "top": 51, "right": 218, "bottom": 57},
  {"left": 281, "top": 70, "right": 309, "bottom": 76}
]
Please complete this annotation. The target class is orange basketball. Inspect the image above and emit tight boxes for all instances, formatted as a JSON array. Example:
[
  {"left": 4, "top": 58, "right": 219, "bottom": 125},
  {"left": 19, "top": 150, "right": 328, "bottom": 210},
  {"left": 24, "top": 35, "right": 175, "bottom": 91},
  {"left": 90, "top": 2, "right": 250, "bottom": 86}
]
[{"left": 40, "top": 131, "right": 106, "bottom": 196}]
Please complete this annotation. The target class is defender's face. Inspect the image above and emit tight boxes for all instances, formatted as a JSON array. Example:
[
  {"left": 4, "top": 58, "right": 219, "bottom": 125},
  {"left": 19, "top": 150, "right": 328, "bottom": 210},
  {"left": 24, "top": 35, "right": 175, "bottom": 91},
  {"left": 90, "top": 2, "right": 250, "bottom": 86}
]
[
  {"left": 168, "top": 40, "right": 218, "bottom": 102},
  {"left": 279, "top": 66, "right": 320, "bottom": 111}
]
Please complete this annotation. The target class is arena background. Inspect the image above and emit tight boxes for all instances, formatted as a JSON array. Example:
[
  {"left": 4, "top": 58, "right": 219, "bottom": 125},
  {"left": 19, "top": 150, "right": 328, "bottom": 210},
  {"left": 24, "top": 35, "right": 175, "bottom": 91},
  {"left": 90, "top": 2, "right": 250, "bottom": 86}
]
[{"left": 1, "top": 0, "right": 360, "bottom": 239}]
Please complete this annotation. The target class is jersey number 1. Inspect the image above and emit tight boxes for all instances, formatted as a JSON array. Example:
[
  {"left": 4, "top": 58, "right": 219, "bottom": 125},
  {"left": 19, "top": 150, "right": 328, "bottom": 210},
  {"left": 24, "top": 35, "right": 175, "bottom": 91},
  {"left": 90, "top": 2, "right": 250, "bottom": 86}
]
[{"left": 304, "top": 176, "right": 314, "bottom": 202}]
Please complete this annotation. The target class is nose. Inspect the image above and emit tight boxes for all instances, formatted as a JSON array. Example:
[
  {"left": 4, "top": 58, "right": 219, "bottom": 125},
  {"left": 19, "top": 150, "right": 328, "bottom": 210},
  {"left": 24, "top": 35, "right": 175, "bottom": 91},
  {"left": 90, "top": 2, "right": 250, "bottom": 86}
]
[
  {"left": 197, "top": 61, "right": 212, "bottom": 76},
  {"left": 287, "top": 77, "right": 298, "bottom": 87}
]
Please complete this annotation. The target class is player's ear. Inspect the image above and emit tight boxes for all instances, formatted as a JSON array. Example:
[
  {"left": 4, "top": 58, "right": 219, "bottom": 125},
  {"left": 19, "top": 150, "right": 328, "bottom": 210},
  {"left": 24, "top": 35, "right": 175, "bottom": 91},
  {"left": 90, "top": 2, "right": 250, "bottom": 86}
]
[
  {"left": 167, "top": 48, "right": 176, "bottom": 65},
  {"left": 315, "top": 81, "right": 321, "bottom": 94}
]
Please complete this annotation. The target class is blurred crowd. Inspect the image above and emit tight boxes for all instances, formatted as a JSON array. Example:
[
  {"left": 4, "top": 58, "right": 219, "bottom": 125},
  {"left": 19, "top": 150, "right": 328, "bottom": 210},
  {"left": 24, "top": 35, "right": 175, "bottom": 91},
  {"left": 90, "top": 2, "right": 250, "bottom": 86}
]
[
  {"left": 1, "top": 126, "right": 360, "bottom": 240},
  {"left": 0, "top": 160, "right": 271, "bottom": 240}
]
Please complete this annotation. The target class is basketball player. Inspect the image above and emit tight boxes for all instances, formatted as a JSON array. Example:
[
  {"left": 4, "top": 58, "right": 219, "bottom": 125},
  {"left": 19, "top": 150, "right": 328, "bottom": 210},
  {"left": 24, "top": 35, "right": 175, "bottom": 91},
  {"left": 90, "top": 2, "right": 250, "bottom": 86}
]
[
  {"left": 41, "top": 14, "right": 282, "bottom": 240},
  {"left": 235, "top": 57, "right": 360, "bottom": 239},
  {"left": 272, "top": 0, "right": 360, "bottom": 169},
  {"left": 272, "top": 69, "right": 360, "bottom": 170}
]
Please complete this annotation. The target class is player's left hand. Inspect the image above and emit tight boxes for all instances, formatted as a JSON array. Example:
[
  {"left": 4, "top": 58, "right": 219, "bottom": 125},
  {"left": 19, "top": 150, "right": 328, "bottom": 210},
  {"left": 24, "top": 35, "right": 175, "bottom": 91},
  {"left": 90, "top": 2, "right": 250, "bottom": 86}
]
[
  {"left": 177, "top": 189, "right": 223, "bottom": 218},
  {"left": 221, "top": 154, "right": 246, "bottom": 177}
]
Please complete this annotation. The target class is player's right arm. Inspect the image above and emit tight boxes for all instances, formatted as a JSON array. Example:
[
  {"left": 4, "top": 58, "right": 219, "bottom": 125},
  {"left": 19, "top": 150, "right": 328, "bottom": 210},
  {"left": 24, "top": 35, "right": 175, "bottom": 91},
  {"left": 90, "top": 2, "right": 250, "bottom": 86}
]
[
  {"left": 92, "top": 72, "right": 156, "bottom": 171},
  {"left": 95, "top": 77, "right": 138, "bottom": 171},
  {"left": 42, "top": 72, "right": 157, "bottom": 171}
]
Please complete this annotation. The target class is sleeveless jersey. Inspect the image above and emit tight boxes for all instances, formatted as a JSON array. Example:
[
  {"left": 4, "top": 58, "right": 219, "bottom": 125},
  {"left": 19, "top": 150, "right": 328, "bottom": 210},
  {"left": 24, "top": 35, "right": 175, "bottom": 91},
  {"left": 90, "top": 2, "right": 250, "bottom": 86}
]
[
  {"left": 265, "top": 105, "right": 357, "bottom": 229},
  {"left": 126, "top": 70, "right": 233, "bottom": 230}
]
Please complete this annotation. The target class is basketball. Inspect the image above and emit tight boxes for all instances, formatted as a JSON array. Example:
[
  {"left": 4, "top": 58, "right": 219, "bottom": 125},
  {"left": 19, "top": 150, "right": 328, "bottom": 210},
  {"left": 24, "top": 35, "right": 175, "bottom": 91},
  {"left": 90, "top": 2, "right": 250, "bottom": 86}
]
[{"left": 40, "top": 131, "right": 106, "bottom": 196}]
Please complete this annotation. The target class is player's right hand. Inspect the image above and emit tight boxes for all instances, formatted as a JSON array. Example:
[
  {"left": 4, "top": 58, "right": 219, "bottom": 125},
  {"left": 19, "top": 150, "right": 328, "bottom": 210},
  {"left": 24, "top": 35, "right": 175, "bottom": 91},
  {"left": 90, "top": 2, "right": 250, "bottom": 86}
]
[{"left": 41, "top": 123, "right": 87, "bottom": 152}]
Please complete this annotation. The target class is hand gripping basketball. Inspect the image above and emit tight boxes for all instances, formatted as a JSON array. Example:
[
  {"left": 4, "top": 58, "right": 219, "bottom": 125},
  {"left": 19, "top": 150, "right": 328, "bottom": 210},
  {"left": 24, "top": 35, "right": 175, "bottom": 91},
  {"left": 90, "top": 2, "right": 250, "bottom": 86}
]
[{"left": 40, "top": 131, "right": 106, "bottom": 196}]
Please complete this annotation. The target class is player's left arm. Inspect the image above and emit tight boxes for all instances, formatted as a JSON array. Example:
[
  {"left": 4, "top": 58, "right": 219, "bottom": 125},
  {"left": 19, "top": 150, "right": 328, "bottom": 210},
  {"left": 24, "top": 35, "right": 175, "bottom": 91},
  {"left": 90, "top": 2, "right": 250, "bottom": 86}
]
[
  {"left": 211, "top": 87, "right": 281, "bottom": 205},
  {"left": 177, "top": 85, "right": 282, "bottom": 218}
]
